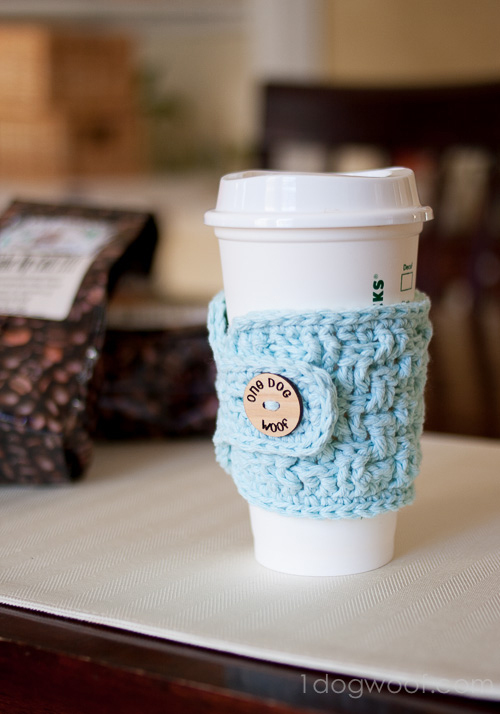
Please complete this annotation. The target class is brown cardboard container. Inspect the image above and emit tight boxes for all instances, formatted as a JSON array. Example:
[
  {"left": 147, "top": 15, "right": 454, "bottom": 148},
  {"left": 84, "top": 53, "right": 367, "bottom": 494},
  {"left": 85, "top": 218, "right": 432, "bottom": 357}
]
[
  {"left": 0, "top": 24, "right": 134, "bottom": 115},
  {"left": 0, "top": 111, "right": 143, "bottom": 178}
]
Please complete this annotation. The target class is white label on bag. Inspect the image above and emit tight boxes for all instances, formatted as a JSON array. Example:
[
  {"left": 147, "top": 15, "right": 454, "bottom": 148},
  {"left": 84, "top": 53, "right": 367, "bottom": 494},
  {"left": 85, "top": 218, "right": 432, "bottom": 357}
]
[{"left": 0, "top": 216, "right": 114, "bottom": 320}]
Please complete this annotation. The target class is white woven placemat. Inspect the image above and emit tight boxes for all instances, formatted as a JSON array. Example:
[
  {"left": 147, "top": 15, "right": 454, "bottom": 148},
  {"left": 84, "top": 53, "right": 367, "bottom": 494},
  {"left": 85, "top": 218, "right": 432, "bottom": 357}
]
[{"left": 1, "top": 434, "right": 499, "bottom": 700}]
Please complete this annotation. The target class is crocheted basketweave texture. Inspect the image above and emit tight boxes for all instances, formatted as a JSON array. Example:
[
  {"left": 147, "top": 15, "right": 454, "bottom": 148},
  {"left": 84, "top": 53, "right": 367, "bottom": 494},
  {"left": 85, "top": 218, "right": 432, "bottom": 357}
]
[{"left": 208, "top": 292, "right": 432, "bottom": 519}]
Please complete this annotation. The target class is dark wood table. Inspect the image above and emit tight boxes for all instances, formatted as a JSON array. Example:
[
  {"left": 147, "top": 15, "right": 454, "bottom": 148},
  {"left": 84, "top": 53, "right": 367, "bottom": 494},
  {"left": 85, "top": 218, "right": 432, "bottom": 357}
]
[{"left": 0, "top": 604, "right": 496, "bottom": 714}]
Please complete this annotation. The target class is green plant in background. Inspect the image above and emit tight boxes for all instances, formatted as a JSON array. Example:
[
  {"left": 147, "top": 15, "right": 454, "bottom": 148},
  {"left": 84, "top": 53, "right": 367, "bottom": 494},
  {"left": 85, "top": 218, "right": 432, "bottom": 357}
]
[
  {"left": 138, "top": 66, "right": 193, "bottom": 171},
  {"left": 137, "top": 66, "right": 254, "bottom": 173}
]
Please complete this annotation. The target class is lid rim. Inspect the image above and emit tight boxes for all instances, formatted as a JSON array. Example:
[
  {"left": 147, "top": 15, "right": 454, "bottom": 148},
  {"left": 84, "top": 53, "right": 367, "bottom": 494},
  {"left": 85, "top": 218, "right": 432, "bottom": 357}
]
[{"left": 204, "top": 207, "right": 433, "bottom": 229}]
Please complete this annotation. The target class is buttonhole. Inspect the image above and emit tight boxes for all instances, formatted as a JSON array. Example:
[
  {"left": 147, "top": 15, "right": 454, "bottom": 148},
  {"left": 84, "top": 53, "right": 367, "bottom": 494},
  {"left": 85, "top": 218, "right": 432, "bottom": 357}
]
[{"left": 263, "top": 400, "right": 280, "bottom": 411}]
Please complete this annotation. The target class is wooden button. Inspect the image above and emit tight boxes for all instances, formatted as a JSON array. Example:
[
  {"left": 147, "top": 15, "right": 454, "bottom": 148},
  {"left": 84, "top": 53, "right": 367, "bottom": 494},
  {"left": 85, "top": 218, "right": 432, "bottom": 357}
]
[{"left": 243, "top": 373, "right": 302, "bottom": 437}]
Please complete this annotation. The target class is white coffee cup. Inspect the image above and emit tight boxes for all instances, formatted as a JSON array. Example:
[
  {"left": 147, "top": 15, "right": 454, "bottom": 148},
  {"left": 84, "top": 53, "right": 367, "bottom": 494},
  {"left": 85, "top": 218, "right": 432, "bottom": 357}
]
[{"left": 205, "top": 167, "right": 433, "bottom": 576}]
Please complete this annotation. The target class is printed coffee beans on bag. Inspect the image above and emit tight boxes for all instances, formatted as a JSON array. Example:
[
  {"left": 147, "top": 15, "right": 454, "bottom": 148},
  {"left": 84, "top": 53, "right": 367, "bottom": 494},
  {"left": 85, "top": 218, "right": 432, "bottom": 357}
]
[{"left": 0, "top": 200, "right": 157, "bottom": 483}]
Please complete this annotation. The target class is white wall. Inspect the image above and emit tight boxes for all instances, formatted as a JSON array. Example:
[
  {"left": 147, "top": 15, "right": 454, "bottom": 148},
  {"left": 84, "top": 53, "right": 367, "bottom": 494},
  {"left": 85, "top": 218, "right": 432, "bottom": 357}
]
[
  {"left": 249, "top": 0, "right": 328, "bottom": 81},
  {"left": 133, "top": 0, "right": 331, "bottom": 165}
]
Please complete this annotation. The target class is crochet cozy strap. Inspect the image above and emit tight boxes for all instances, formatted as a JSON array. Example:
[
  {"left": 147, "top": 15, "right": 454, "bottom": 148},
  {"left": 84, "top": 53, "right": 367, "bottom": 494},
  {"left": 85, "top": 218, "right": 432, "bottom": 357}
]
[{"left": 208, "top": 292, "right": 432, "bottom": 520}]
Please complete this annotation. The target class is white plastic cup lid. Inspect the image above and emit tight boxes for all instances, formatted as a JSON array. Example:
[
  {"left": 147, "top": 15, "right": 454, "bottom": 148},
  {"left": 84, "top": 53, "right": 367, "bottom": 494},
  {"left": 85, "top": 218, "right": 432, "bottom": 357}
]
[{"left": 204, "top": 167, "right": 433, "bottom": 229}]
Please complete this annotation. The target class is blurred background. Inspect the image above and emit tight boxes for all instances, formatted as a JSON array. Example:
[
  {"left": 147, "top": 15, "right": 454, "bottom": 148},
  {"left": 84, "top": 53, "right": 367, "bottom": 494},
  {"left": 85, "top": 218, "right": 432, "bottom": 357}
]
[
  {"left": 1, "top": 0, "right": 500, "bottom": 438},
  {"left": 2, "top": 0, "right": 500, "bottom": 298}
]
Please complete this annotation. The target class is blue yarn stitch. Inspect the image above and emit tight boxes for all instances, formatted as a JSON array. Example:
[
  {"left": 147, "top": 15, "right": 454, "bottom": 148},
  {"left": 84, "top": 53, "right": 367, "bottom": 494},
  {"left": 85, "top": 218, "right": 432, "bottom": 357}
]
[{"left": 208, "top": 292, "right": 432, "bottom": 520}]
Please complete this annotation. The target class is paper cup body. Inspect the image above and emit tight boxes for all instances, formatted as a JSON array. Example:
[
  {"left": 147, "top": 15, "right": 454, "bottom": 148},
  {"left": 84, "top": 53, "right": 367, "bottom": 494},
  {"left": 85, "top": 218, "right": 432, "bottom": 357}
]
[
  {"left": 215, "top": 223, "right": 421, "bottom": 323},
  {"left": 205, "top": 168, "right": 432, "bottom": 576}
]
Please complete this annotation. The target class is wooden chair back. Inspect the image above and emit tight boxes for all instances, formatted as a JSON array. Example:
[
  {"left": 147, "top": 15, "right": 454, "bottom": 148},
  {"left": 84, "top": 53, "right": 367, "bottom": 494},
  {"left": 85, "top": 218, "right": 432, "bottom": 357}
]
[{"left": 259, "top": 82, "right": 500, "bottom": 437}]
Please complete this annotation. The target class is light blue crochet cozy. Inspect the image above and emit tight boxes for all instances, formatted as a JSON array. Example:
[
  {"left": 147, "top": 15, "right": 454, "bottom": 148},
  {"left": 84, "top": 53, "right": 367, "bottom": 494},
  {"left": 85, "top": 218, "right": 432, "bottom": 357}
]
[{"left": 208, "top": 292, "right": 432, "bottom": 520}]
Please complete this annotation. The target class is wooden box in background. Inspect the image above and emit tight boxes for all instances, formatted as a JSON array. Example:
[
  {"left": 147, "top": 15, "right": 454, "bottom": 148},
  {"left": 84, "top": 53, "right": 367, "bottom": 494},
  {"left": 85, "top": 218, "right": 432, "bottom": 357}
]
[
  {"left": 0, "top": 111, "right": 143, "bottom": 178},
  {"left": 0, "top": 24, "right": 142, "bottom": 178},
  {"left": 0, "top": 24, "right": 134, "bottom": 114}
]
